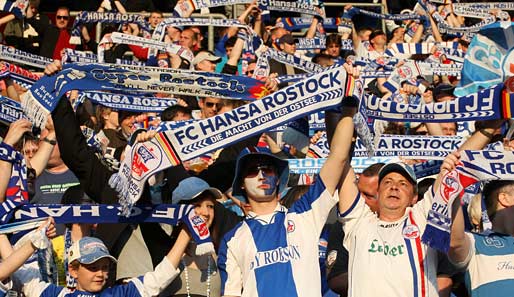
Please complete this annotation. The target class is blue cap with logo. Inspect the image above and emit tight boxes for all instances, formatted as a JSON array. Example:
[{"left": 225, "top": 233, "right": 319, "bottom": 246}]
[
  {"left": 68, "top": 237, "right": 117, "bottom": 265},
  {"left": 378, "top": 162, "right": 417, "bottom": 185}
]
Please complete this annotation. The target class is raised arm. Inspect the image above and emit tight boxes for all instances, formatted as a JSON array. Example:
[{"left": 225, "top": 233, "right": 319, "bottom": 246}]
[
  {"left": 319, "top": 64, "right": 360, "bottom": 212},
  {"left": 0, "top": 119, "right": 32, "bottom": 202},
  {"left": 0, "top": 218, "right": 55, "bottom": 281}
]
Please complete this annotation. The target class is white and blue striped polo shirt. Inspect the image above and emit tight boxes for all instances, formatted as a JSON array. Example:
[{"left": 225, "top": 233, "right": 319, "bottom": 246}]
[
  {"left": 461, "top": 232, "right": 514, "bottom": 297},
  {"left": 218, "top": 178, "right": 338, "bottom": 297}
]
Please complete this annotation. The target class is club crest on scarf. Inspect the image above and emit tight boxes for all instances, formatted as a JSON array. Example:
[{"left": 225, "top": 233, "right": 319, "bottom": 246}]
[{"left": 132, "top": 144, "right": 158, "bottom": 178}]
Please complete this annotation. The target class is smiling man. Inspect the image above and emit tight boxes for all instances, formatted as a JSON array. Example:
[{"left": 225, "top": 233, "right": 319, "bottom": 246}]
[
  {"left": 217, "top": 65, "right": 360, "bottom": 296},
  {"left": 337, "top": 158, "right": 439, "bottom": 296}
]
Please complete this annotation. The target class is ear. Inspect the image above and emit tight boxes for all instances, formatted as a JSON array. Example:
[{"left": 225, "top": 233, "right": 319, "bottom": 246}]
[
  {"left": 410, "top": 195, "right": 418, "bottom": 206},
  {"left": 498, "top": 192, "right": 514, "bottom": 208},
  {"left": 279, "top": 43, "right": 285, "bottom": 51},
  {"left": 69, "top": 264, "right": 79, "bottom": 279},
  {"left": 198, "top": 99, "right": 204, "bottom": 108}
]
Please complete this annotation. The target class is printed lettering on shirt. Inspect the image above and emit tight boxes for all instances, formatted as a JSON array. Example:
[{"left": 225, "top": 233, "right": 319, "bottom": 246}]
[
  {"left": 249, "top": 245, "right": 301, "bottom": 270},
  {"left": 497, "top": 261, "right": 514, "bottom": 271},
  {"left": 368, "top": 239, "right": 405, "bottom": 256}
]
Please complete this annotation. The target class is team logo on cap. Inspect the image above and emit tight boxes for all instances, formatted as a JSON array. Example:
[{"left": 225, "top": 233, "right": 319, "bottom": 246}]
[
  {"left": 402, "top": 224, "right": 420, "bottom": 239},
  {"left": 287, "top": 220, "right": 295, "bottom": 233}
]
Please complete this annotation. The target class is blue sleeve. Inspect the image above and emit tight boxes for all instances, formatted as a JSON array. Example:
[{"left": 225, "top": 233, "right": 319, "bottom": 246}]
[
  {"left": 289, "top": 178, "right": 327, "bottom": 214},
  {"left": 215, "top": 34, "right": 229, "bottom": 57}
]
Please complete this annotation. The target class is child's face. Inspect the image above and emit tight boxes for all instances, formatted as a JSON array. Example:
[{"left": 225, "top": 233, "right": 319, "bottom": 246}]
[{"left": 70, "top": 258, "right": 110, "bottom": 292}]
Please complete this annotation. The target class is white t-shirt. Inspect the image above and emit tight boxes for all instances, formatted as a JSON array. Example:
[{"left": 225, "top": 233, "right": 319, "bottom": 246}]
[{"left": 340, "top": 192, "right": 439, "bottom": 297}]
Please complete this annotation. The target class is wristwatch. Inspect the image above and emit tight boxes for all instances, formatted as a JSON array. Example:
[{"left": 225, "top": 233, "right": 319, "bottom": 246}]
[{"left": 42, "top": 137, "right": 57, "bottom": 145}]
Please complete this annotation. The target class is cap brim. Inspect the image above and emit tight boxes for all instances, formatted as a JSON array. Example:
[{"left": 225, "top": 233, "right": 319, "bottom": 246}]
[
  {"left": 79, "top": 254, "right": 117, "bottom": 265},
  {"left": 379, "top": 163, "right": 416, "bottom": 185}
]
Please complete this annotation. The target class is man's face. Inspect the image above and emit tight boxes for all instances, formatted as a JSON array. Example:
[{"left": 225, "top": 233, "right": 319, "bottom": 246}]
[
  {"left": 280, "top": 42, "right": 296, "bottom": 55},
  {"left": 172, "top": 111, "right": 192, "bottom": 121},
  {"left": 196, "top": 59, "right": 216, "bottom": 72},
  {"left": 149, "top": 12, "right": 163, "bottom": 28},
  {"left": 242, "top": 158, "right": 279, "bottom": 202},
  {"left": 55, "top": 8, "right": 70, "bottom": 30},
  {"left": 326, "top": 43, "right": 341, "bottom": 58},
  {"left": 357, "top": 174, "right": 379, "bottom": 212},
  {"left": 70, "top": 258, "right": 110, "bottom": 293},
  {"left": 246, "top": 63, "right": 256, "bottom": 77},
  {"left": 378, "top": 172, "right": 417, "bottom": 215},
  {"left": 199, "top": 98, "right": 221, "bottom": 118},
  {"left": 441, "top": 122, "right": 457, "bottom": 136},
  {"left": 180, "top": 29, "right": 197, "bottom": 50},
  {"left": 120, "top": 115, "right": 135, "bottom": 138},
  {"left": 359, "top": 30, "right": 372, "bottom": 41},
  {"left": 393, "top": 27, "right": 406, "bottom": 40},
  {"left": 371, "top": 34, "right": 387, "bottom": 46}
]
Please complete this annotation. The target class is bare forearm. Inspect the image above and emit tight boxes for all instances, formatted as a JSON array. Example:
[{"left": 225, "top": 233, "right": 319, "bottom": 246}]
[
  {"left": 166, "top": 229, "right": 190, "bottom": 268},
  {"left": 0, "top": 236, "right": 36, "bottom": 281}
]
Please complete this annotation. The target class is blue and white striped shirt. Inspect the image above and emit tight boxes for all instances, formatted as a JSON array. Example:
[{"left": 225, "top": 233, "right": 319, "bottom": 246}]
[{"left": 218, "top": 178, "right": 338, "bottom": 297}]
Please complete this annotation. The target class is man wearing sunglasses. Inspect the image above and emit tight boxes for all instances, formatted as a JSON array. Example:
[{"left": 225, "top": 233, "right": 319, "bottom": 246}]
[
  {"left": 26, "top": 6, "right": 75, "bottom": 59},
  {"left": 217, "top": 73, "right": 360, "bottom": 297},
  {"left": 197, "top": 97, "right": 222, "bottom": 119}
]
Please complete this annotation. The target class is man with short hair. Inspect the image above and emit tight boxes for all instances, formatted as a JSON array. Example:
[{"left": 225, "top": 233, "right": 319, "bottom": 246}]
[
  {"left": 148, "top": 11, "right": 163, "bottom": 31},
  {"left": 197, "top": 97, "right": 221, "bottom": 119},
  {"left": 179, "top": 28, "right": 198, "bottom": 51},
  {"left": 335, "top": 113, "right": 440, "bottom": 296},
  {"left": 193, "top": 51, "right": 221, "bottom": 72},
  {"left": 26, "top": 6, "right": 75, "bottom": 59},
  {"left": 217, "top": 70, "right": 360, "bottom": 297}
]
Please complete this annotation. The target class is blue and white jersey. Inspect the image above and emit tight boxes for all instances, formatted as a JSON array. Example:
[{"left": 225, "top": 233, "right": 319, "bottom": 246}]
[
  {"left": 340, "top": 191, "right": 439, "bottom": 297},
  {"left": 218, "top": 178, "right": 339, "bottom": 297},
  {"left": 14, "top": 256, "right": 179, "bottom": 297},
  {"left": 460, "top": 232, "right": 514, "bottom": 297}
]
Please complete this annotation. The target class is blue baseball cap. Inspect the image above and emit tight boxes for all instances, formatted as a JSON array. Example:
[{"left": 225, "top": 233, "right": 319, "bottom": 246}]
[
  {"left": 68, "top": 237, "right": 117, "bottom": 265},
  {"left": 172, "top": 177, "right": 222, "bottom": 204},
  {"left": 378, "top": 162, "right": 417, "bottom": 185},
  {"left": 231, "top": 146, "right": 289, "bottom": 201}
]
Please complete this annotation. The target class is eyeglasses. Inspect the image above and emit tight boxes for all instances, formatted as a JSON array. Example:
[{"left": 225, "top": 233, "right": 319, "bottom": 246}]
[
  {"left": 205, "top": 102, "right": 221, "bottom": 109},
  {"left": 56, "top": 15, "right": 69, "bottom": 20},
  {"left": 244, "top": 165, "right": 277, "bottom": 178}
]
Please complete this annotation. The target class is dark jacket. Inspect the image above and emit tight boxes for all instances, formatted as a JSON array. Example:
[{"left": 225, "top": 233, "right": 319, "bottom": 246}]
[{"left": 52, "top": 98, "right": 172, "bottom": 271}]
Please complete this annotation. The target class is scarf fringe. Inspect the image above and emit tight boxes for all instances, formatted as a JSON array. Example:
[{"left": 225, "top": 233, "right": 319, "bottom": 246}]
[{"left": 421, "top": 224, "right": 450, "bottom": 253}]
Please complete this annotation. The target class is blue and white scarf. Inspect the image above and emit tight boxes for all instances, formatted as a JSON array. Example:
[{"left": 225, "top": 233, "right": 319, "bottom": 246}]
[
  {"left": 21, "top": 63, "right": 268, "bottom": 129},
  {"left": 0, "top": 44, "right": 53, "bottom": 69},
  {"left": 82, "top": 91, "right": 178, "bottom": 112},
  {"left": 361, "top": 84, "right": 508, "bottom": 123},
  {"left": 111, "top": 66, "right": 359, "bottom": 213},
  {"left": 423, "top": 150, "right": 514, "bottom": 252},
  {"left": 0, "top": 0, "right": 28, "bottom": 19},
  {"left": 0, "top": 95, "right": 24, "bottom": 124},
  {"left": 1, "top": 203, "right": 214, "bottom": 255},
  {"left": 69, "top": 11, "right": 151, "bottom": 44},
  {"left": 455, "top": 22, "right": 514, "bottom": 97}
]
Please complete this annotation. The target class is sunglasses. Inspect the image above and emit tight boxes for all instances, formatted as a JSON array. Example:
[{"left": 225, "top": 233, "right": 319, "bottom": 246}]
[
  {"left": 205, "top": 102, "right": 221, "bottom": 108},
  {"left": 56, "top": 15, "right": 69, "bottom": 20},
  {"left": 244, "top": 164, "right": 277, "bottom": 178}
]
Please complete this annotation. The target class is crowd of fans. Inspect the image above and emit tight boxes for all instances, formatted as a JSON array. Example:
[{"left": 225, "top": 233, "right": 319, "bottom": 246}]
[{"left": 0, "top": 0, "right": 513, "bottom": 296}]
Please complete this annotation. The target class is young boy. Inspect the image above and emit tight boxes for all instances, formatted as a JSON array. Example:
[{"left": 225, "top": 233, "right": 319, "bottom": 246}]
[{"left": 15, "top": 229, "right": 192, "bottom": 296}]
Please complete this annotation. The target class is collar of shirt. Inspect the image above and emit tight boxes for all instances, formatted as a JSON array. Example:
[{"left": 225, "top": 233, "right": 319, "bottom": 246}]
[{"left": 246, "top": 204, "right": 287, "bottom": 224}]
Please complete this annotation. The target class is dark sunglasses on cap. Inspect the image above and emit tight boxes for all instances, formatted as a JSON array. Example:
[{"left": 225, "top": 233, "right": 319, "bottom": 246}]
[
  {"left": 56, "top": 15, "right": 69, "bottom": 20},
  {"left": 244, "top": 164, "right": 277, "bottom": 178},
  {"left": 205, "top": 102, "right": 221, "bottom": 108}
]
